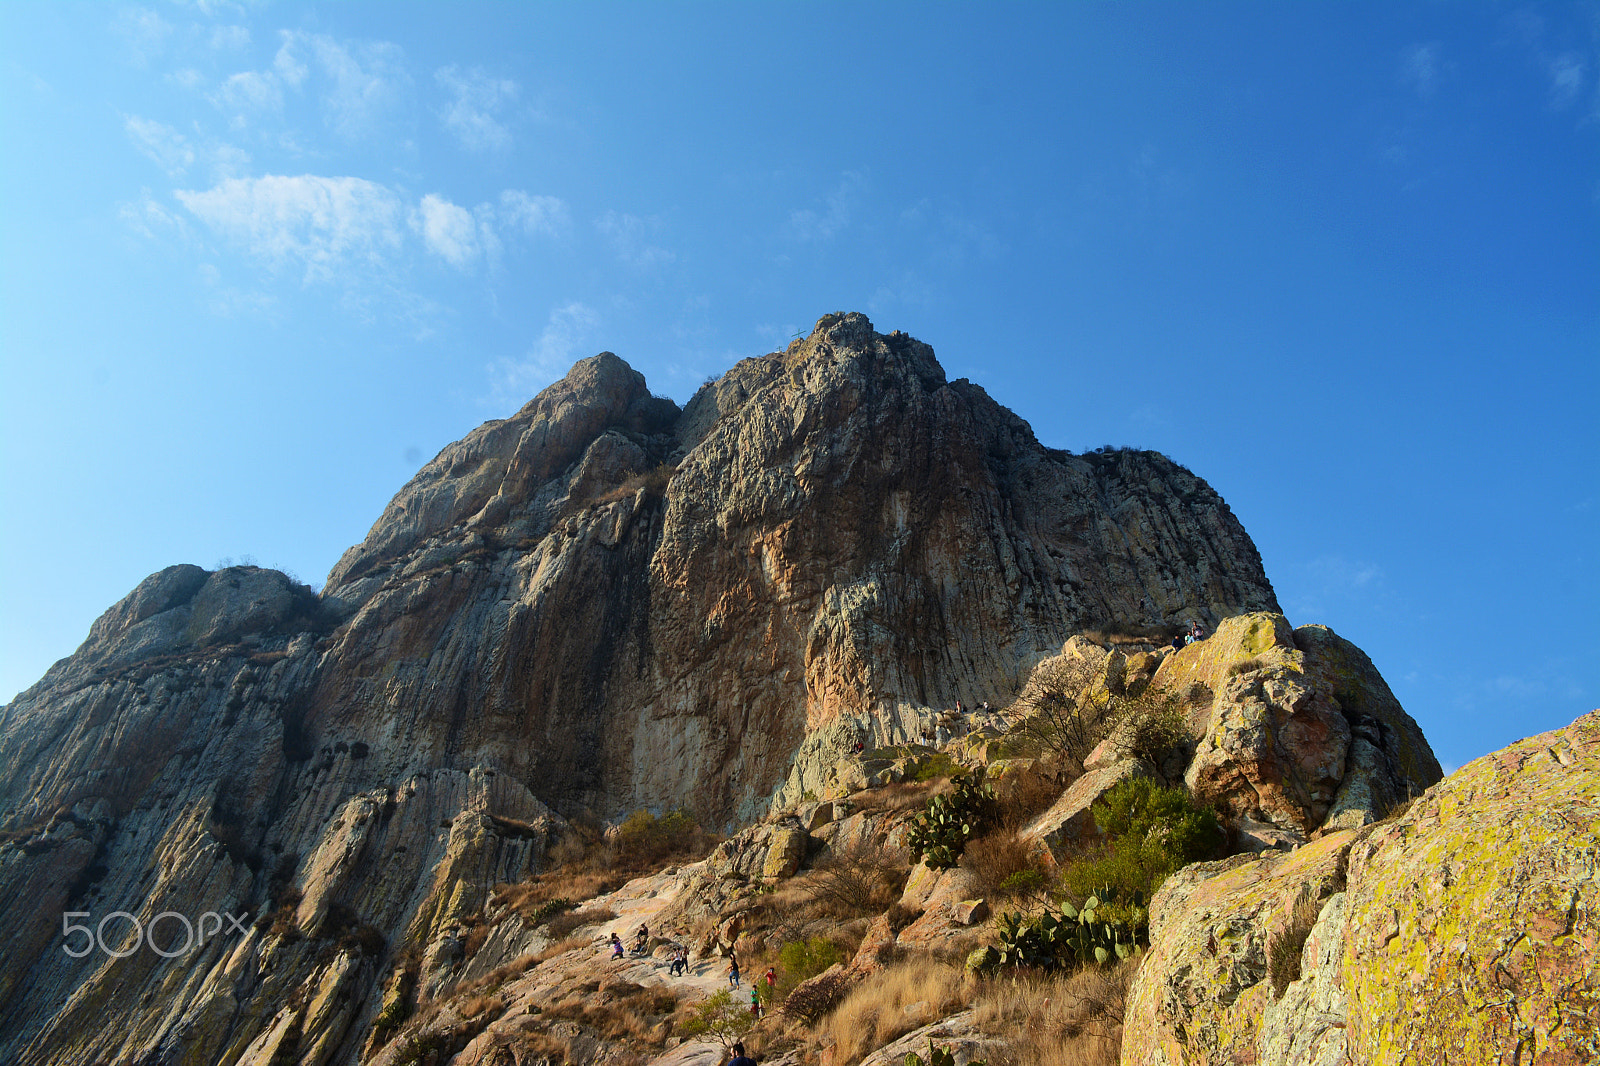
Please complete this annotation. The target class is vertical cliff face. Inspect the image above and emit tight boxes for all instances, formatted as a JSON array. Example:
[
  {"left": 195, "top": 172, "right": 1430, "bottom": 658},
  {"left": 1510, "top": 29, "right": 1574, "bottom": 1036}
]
[{"left": 0, "top": 313, "right": 1279, "bottom": 1064}]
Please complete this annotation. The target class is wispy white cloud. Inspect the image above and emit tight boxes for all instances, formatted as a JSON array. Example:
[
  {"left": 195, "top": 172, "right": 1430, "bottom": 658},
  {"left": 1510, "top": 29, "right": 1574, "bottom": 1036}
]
[
  {"left": 435, "top": 65, "right": 519, "bottom": 151},
  {"left": 596, "top": 210, "right": 674, "bottom": 267},
  {"left": 210, "top": 25, "right": 251, "bottom": 51},
  {"left": 1547, "top": 53, "right": 1587, "bottom": 108},
  {"left": 212, "top": 69, "right": 283, "bottom": 118},
  {"left": 175, "top": 174, "right": 405, "bottom": 283},
  {"left": 411, "top": 193, "right": 480, "bottom": 269},
  {"left": 787, "top": 171, "right": 864, "bottom": 242},
  {"left": 210, "top": 30, "right": 408, "bottom": 139},
  {"left": 113, "top": 7, "right": 173, "bottom": 67},
  {"left": 499, "top": 190, "right": 567, "bottom": 237},
  {"left": 291, "top": 31, "right": 409, "bottom": 139},
  {"left": 1284, "top": 553, "right": 1389, "bottom": 626},
  {"left": 171, "top": 174, "right": 564, "bottom": 283},
  {"left": 197, "top": 262, "right": 277, "bottom": 318},
  {"left": 490, "top": 302, "right": 600, "bottom": 405},
  {"left": 1400, "top": 42, "right": 1445, "bottom": 98},
  {"left": 119, "top": 189, "right": 191, "bottom": 241},
  {"left": 125, "top": 116, "right": 195, "bottom": 176}
]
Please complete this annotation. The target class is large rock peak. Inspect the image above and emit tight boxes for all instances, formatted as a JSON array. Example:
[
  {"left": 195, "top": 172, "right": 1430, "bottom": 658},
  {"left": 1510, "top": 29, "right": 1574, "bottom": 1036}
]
[{"left": 0, "top": 314, "right": 1299, "bottom": 1065}]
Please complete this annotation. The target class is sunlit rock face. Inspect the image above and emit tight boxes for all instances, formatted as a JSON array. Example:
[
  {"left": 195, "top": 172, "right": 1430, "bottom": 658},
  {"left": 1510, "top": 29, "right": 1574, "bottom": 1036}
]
[
  {"left": 0, "top": 312, "right": 1278, "bottom": 1064},
  {"left": 1122, "top": 709, "right": 1600, "bottom": 1066}
]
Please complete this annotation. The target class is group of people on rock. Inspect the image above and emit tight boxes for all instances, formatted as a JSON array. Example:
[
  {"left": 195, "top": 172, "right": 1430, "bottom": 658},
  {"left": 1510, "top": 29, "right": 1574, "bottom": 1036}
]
[{"left": 602, "top": 932, "right": 775, "bottom": 1061}]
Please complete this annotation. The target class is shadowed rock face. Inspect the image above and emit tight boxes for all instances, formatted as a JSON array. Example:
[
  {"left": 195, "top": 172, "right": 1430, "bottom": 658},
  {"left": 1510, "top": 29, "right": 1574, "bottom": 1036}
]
[{"left": 0, "top": 313, "right": 1279, "bottom": 1065}]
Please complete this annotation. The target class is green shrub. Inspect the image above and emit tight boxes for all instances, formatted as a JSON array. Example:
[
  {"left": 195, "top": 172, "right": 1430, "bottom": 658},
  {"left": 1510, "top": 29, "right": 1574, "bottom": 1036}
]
[
  {"left": 1120, "top": 692, "right": 1189, "bottom": 773},
  {"left": 677, "top": 989, "right": 750, "bottom": 1052},
  {"left": 527, "top": 898, "right": 574, "bottom": 926},
  {"left": 1061, "top": 777, "right": 1222, "bottom": 929},
  {"left": 913, "top": 753, "right": 961, "bottom": 782},
  {"left": 611, "top": 808, "right": 711, "bottom": 868},
  {"left": 777, "top": 936, "right": 843, "bottom": 995},
  {"left": 989, "top": 886, "right": 1142, "bottom": 972}
]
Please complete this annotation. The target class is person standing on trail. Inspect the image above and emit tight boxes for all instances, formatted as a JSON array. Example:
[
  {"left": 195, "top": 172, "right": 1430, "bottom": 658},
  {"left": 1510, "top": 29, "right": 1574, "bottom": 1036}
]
[
  {"left": 727, "top": 953, "right": 741, "bottom": 987},
  {"left": 750, "top": 986, "right": 762, "bottom": 1018},
  {"left": 610, "top": 933, "right": 623, "bottom": 960},
  {"left": 764, "top": 966, "right": 776, "bottom": 989},
  {"left": 727, "top": 1041, "right": 756, "bottom": 1066}
]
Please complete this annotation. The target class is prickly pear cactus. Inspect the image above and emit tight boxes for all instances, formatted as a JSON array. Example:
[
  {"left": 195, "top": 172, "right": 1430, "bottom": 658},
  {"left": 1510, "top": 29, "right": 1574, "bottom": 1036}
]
[
  {"left": 988, "top": 885, "right": 1145, "bottom": 972},
  {"left": 906, "top": 771, "right": 996, "bottom": 870}
]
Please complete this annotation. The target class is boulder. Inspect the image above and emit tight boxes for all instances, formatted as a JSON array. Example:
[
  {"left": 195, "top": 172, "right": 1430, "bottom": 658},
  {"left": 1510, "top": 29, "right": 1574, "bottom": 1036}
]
[
  {"left": 856, "top": 1010, "right": 1003, "bottom": 1066},
  {"left": 951, "top": 899, "right": 989, "bottom": 925},
  {"left": 798, "top": 800, "right": 836, "bottom": 831},
  {"left": 761, "top": 826, "right": 808, "bottom": 882},
  {"left": 1123, "top": 710, "right": 1600, "bottom": 1066},
  {"left": 846, "top": 912, "right": 898, "bottom": 977},
  {"left": 1019, "top": 759, "right": 1148, "bottom": 866},
  {"left": 1121, "top": 831, "right": 1354, "bottom": 1065},
  {"left": 1340, "top": 709, "right": 1600, "bottom": 1064},
  {"left": 1159, "top": 613, "right": 1441, "bottom": 838}
]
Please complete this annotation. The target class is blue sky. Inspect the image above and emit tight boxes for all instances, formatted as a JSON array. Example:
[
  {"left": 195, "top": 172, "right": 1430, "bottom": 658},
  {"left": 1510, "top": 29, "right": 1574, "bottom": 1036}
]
[{"left": 2, "top": 2, "right": 1595, "bottom": 775}]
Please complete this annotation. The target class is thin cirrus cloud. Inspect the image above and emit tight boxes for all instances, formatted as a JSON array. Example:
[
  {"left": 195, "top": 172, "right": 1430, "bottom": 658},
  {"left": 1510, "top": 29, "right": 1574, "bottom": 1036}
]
[
  {"left": 175, "top": 174, "right": 405, "bottom": 283},
  {"left": 173, "top": 175, "right": 567, "bottom": 281},
  {"left": 435, "top": 65, "right": 519, "bottom": 151},
  {"left": 596, "top": 210, "right": 674, "bottom": 267},
  {"left": 410, "top": 194, "right": 480, "bottom": 268},
  {"left": 489, "top": 302, "right": 600, "bottom": 406},
  {"left": 204, "top": 30, "right": 409, "bottom": 140},
  {"left": 125, "top": 116, "right": 196, "bottom": 177},
  {"left": 787, "top": 171, "right": 865, "bottom": 243},
  {"left": 1400, "top": 42, "right": 1444, "bottom": 98}
]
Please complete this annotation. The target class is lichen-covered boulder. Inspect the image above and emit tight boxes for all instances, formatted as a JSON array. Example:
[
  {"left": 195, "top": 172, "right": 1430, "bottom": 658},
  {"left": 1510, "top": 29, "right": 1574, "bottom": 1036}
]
[
  {"left": 761, "top": 825, "right": 808, "bottom": 882},
  {"left": 1155, "top": 613, "right": 1441, "bottom": 838},
  {"left": 1121, "top": 830, "right": 1355, "bottom": 1065},
  {"left": 1123, "top": 710, "right": 1600, "bottom": 1066},
  {"left": 1340, "top": 709, "right": 1600, "bottom": 1064}
]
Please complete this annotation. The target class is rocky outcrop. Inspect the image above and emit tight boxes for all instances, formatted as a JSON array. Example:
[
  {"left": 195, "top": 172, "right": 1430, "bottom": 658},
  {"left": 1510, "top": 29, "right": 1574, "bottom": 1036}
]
[
  {"left": 0, "top": 313, "right": 1281, "bottom": 1065},
  {"left": 1154, "top": 612, "right": 1441, "bottom": 843},
  {"left": 1123, "top": 709, "right": 1600, "bottom": 1065},
  {"left": 1021, "top": 760, "right": 1149, "bottom": 866}
]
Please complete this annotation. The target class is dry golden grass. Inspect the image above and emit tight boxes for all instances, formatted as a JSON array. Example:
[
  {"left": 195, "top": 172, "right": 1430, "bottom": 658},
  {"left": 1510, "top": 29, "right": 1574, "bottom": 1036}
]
[
  {"left": 541, "top": 979, "right": 678, "bottom": 1048},
  {"left": 452, "top": 954, "right": 539, "bottom": 999},
  {"left": 545, "top": 906, "right": 618, "bottom": 940},
  {"left": 793, "top": 840, "right": 910, "bottom": 919},
  {"left": 816, "top": 958, "right": 969, "bottom": 1065},
  {"left": 960, "top": 831, "right": 1049, "bottom": 901},
  {"left": 458, "top": 994, "right": 504, "bottom": 1020},
  {"left": 533, "top": 935, "right": 590, "bottom": 963},
  {"left": 1268, "top": 891, "right": 1326, "bottom": 997},
  {"left": 847, "top": 778, "right": 946, "bottom": 816},
  {"left": 492, "top": 868, "right": 626, "bottom": 920},
  {"left": 973, "top": 958, "right": 1138, "bottom": 1066}
]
